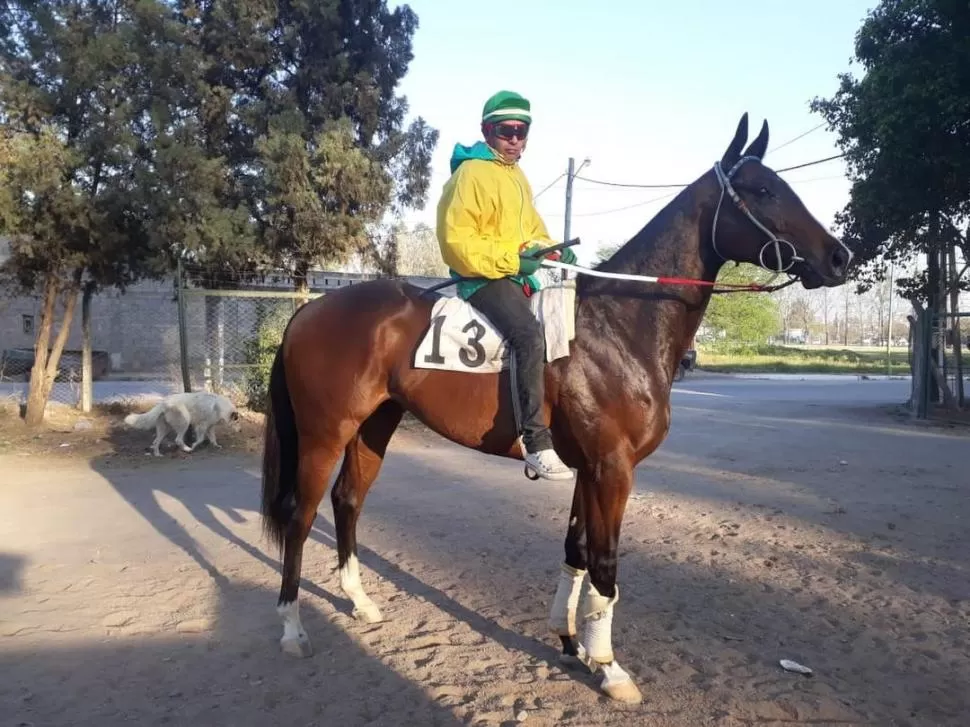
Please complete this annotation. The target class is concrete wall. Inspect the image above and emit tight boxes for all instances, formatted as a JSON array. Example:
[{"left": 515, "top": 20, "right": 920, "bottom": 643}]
[{"left": 1, "top": 270, "right": 449, "bottom": 377}]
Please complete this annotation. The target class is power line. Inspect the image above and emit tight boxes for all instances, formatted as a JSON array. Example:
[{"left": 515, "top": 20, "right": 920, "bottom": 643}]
[
  {"left": 776, "top": 153, "right": 845, "bottom": 173},
  {"left": 566, "top": 162, "right": 846, "bottom": 219},
  {"left": 533, "top": 173, "right": 566, "bottom": 200},
  {"left": 767, "top": 122, "right": 825, "bottom": 154},
  {"left": 572, "top": 152, "right": 846, "bottom": 190},
  {"left": 572, "top": 191, "right": 680, "bottom": 218}
]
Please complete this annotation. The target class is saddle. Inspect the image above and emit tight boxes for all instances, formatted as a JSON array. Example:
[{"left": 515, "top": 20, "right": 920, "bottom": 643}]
[{"left": 414, "top": 276, "right": 577, "bottom": 374}]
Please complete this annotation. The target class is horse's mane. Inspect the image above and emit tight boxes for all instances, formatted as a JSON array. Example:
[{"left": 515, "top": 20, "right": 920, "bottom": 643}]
[{"left": 590, "top": 175, "right": 705, "bottom": 274}]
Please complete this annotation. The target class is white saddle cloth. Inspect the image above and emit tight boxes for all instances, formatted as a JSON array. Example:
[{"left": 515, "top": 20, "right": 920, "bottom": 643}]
[{"left": 414, "top": 279, "right": 576, "bottom": 374}]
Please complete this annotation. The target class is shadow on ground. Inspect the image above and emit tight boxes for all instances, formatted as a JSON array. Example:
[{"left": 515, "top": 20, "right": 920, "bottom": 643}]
[
  {"left": 1, "top": 577, "right": 470, "bottom": 727},
  {"left": 79, "top": 416, "right": 970, "bottom": 726}
]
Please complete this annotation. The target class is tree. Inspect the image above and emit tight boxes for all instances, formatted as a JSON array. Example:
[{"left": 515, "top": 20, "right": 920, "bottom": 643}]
[
  {"left": 396, "top": 222, "right": 448, "bottom": 277},
  {"left": 594, "top": 243, "right": 622, "bottom": 265},
  {"left": 203, "top": 0, "right": 440, "bottom": 293},
  {"left": 703, "top": 264, "right": 781, "bottom": 343},
  {"left": 810, "top": 0, "right": 970, "bottom": 309},
  {"left": 0, "top": 1, "right": 177, "bottom": 425}
]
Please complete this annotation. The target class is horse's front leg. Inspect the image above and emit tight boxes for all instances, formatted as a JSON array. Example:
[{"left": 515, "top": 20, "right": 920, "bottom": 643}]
[
  {"left": 579, "top": 461, "right": 642, "bottom": 704},
  {"left": 549, "top": 480, "right": 588, "bottom": 665}
]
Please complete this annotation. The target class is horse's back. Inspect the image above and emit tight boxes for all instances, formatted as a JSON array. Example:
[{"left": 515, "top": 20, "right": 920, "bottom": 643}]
[
  {"left": 283, "top": 278, "right": 437, "bottom": 376},
  {"left": 287, "top": 278, "right": 434, "bottom": 338}
]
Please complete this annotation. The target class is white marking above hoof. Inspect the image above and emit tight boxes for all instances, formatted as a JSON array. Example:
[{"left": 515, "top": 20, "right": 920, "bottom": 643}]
[
  {"left": 280, "top": 634, "right": 313, "bottom": 658},
  {"left": 352, "top": 601, "right": 384, "bottom": 624}
]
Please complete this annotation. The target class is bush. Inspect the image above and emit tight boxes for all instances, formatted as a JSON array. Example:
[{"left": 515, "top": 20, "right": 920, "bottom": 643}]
[{"left": 242, "top": 302, "right": 293, "bottom": 412}]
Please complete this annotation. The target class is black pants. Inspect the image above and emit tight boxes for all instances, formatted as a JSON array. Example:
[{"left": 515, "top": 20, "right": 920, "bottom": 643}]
[{"left": 467, "top": 278, "right": 552, "bottom": 453}]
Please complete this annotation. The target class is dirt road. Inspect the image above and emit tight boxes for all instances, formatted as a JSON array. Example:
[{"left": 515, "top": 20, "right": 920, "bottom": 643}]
[{"left": 1, "top": 379, "right": 968, "bottom": 726}]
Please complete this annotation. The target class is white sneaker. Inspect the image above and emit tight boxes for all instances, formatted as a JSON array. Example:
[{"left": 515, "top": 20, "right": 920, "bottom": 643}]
[{"left": 524, "top": 448, "right": 574, "bottom": 481}]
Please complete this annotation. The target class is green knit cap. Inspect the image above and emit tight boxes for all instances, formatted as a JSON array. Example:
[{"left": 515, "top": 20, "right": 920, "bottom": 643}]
[{"left": 482, "top": 90, "right": 532, "bottom": 125}]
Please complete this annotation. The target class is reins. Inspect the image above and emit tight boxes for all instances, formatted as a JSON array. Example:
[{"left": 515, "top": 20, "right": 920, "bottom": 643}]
[{"left": 421, "top": 156, "right": 807, "bottom": 298}]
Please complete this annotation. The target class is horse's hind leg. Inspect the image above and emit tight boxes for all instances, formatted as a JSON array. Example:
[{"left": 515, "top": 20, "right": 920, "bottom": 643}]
[
  {"left": 332, "top": 400, "right": 403, "bottom": 624},
  {"left": 278, "top": 442, "right": 343, "bottom": 658}
]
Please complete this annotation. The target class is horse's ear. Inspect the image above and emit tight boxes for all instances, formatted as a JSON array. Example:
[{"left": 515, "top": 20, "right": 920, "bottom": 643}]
[
  {"left": 720, "top": 112, "right": 749, "bottom": 167},
  {"left": 742, "top": 119, "right": 769, "bottom": 160}
]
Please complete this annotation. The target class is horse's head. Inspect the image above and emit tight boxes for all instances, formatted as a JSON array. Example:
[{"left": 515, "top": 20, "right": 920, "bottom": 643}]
[{"left": 709, "top": 113, "right": 852, "bottom": 289}]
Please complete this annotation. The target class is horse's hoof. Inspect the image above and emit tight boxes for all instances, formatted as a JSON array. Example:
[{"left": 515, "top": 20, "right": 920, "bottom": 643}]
[
  {"left": 602, "top": 678, "right": 642, "bottom": 704},
  {"left": 352, "top": 602, "right": 384, "bottom": 624},
  {"left": 280, "top": 634, "right": 313, "bottom": 658},
  {"left": 599, "top": 662, "right": 642, "bottom": 704}
]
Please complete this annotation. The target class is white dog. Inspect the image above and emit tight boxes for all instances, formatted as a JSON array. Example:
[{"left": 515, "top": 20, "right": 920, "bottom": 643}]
[{"left": 124, "top": 392, "right": 241, "bottom": 456}]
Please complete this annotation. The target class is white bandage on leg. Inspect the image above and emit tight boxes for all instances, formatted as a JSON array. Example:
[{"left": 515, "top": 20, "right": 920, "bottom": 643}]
[
  {"left": 548, "top": 562, "right": 586, "bottom": 635},
  {"left": 579, "top": 580, "right": 619, "bottom": 664}
]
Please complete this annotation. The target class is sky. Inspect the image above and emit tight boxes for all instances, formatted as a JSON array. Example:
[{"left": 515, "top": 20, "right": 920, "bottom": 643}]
[{"left": 393, "top": 0, "right": 879, "bottom": 266}]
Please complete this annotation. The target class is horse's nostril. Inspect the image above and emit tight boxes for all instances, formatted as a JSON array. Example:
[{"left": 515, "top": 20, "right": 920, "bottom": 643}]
[{"left": 831, "top": 247, "right": 850, "bottom": 275}]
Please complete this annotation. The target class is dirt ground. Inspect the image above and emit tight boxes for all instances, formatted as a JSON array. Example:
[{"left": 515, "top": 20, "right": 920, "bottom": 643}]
[{"left": 1, "top": 383, "right": 969, "bottom": 726}]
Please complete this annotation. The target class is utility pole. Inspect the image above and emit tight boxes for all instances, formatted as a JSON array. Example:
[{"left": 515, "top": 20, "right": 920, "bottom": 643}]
[
  {"left": 563, "top": 156, "right": 591, "bottom": 244},
  {"left": 564, "top": 157, "right": 576, "bottom": 243}
]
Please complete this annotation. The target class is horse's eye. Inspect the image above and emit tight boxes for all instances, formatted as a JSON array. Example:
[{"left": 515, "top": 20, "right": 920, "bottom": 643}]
[{"left": 758, "top": 186, "right": 771, "bottom": 196}]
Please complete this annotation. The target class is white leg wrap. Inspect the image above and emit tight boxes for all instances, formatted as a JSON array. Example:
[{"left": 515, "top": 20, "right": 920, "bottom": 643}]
[
  {"left": 579, "top": 580, "right": 619, "bottom": 664},
  {"left": 548, "top": 562, "right": 586, "bottom": 635},
  {"left": 339, "top": 554, "right": 383, "bottom": 624}
]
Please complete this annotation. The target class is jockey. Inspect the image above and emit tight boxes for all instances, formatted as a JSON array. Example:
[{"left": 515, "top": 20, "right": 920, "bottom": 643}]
[{"left": 435, "top": 90, "right": 577, "bottom": 481}]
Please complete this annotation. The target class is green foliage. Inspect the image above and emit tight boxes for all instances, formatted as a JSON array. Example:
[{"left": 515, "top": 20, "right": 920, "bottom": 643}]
[
  {"left": 702, "top": 264, "right": 781, "bottom": 342},
  {"left": 810, "top": 0, "right": 970, "bottom": 303},
  {"left": 0, "top": 1, "right": 169, "bottom": 292},
  {"left": 178, "top": 0, "right": 439, "bottom": 289},
  {"left": 0, "top": 0, "right": 437, "bottom": 421},
  {"left": 242, "top": 302, "right": 294, "bottom": 413},
  {"left": 697, "top": 343, "right": 911, "bottom": 374},
  {"left": 594, "top": 243, "right": 622, "bottom": 265}
]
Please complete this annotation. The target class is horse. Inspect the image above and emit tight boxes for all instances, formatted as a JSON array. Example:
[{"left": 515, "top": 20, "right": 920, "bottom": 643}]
[{"left": 259, "top": 113, "right": 852, "bottom": 704}]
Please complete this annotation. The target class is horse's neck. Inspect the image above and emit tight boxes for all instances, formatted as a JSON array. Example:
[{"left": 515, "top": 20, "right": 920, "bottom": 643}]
[{"left": 576, "top": 175, "right": 724, "bottom": 366}]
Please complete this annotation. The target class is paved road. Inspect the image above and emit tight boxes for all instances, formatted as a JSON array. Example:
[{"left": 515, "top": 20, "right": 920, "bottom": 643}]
[
  {"left": 0, "top": 379, "right": 180, "bottom": 404},
  {"left": 672, "top": 373, "right": 912, "bottom": 407},
  {"left": 1, "top": 372, "right": 913, "bottom": 407}
]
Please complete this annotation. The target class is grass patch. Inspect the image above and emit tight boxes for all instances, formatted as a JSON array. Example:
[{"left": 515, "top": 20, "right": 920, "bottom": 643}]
[{"left": 697, "top": 344, "right": 911, "bottom": 375}]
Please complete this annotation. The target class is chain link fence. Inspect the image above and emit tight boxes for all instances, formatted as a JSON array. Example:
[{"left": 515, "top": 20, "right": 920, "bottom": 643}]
[
  {"left": 911, "top": 310, "right": 969, "bottom": 418},
  {"left": 176, "top": 267, "right": 449, "bottom": 412},
  {"left": 2, "top": 268, "right": 449, "bottom": 416},
  {"left": 179, "top": 289, "right": 319, "bottom": 411}
]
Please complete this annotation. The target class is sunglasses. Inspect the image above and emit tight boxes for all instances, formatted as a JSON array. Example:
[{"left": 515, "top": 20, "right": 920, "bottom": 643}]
[{"left": 493, "top": 123, "right": 529, "bottom": 141}]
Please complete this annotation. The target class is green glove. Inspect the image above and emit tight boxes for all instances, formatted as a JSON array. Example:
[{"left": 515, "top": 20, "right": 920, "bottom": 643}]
[
  {"left": 518, "top": 251, "right": 541, "bottom": 276},
  {"left": 559, "top": 247, "right": 578, "bottom": 265}
]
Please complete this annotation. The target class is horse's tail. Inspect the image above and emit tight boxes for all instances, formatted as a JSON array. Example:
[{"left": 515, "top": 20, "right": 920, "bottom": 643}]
[{"left": 260, "top": 346, "right": 299, "bottom": 551}]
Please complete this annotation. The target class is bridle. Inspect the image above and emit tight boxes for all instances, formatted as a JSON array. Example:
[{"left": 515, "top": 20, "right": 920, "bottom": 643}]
[{"left": 712, "top": 155, "right": 804, "bottom": 280}]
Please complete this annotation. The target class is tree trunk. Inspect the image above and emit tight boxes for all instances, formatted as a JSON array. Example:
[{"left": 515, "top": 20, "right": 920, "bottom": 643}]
[
  {"left": 823, "top": 289, "right": 830, "bottom": 345},
  {"left": 926, "top": 246, "right": 942, "bottom": 403},
  {"left": 80, "top": 282, "right": 95, "bottom": 413},
  {"left": 947, "top": 244, "right": 964, "bottom": 407},
  {"left": 294, "top": 261, "right": 310, "bottom": 307},
  {"left": 843, "top": 289, "right": 849, "bottom": 345},
  {"left": 24, "top": 273, "right": 81, "bottom": 427}
]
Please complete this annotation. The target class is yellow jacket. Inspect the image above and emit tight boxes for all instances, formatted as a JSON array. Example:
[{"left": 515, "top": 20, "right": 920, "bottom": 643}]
[{"left": 436, "top": 143, "right": 554, "bottom": 281}]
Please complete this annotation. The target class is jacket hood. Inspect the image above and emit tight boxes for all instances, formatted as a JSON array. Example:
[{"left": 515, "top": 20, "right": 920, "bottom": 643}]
[{"left": 449, "top": 141, "right": 500, "bottom": 174}]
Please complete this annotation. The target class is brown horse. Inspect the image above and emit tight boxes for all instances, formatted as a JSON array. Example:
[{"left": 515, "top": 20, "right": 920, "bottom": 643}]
[{"left": 259, "top": 113, "right": 852, "bottom": 704}]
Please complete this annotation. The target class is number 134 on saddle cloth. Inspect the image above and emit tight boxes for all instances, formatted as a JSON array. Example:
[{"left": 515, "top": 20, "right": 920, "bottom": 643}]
[{"left": 414, "top": 279, "right": 576, "bottom": 374}]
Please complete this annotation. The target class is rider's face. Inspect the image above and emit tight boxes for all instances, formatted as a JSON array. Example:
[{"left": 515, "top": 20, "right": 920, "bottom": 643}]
[{"left": 486, "top": 121, "right": 529, "bottom": 162}]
